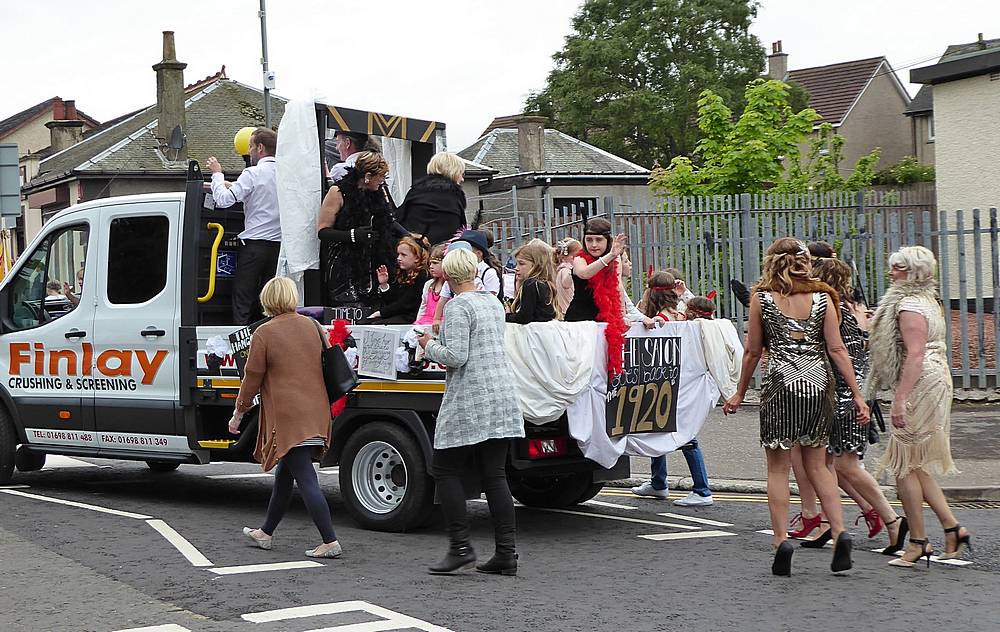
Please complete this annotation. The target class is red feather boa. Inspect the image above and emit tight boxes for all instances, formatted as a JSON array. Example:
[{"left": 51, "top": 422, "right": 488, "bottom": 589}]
[
  {"left": 327, "top": 319, "right": 352, "bottom": 418},
  {"left": 577, "top": 252, "right": 627, "bottom": 377}
]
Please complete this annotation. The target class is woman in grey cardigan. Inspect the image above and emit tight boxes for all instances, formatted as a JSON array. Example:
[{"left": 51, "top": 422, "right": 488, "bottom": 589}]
[{"left": 416, "top": 247, "right": 524, "bottom": 576}]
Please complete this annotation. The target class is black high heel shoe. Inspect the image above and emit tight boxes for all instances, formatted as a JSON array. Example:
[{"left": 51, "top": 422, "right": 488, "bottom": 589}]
[
  {"left": 888, "top": 538, "right": 932, "bottom": 568},
  {"left": 831, "top": 532, "right": 853, "bottom": 573},
  {"left": 940, "top": 524, "right": 972, "bottom": 560},
  {"left": 772, "top": 540, "right": 794, "bottom": 576},
  {"left": 800, "top": 528, "right": 832, "bottom": 548},
  {"left": 881, "top": 516, "right": 908, "bottom": 556}
]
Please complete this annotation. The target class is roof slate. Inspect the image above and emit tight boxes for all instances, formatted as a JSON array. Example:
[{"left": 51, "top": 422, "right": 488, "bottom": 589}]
[
  {"left": 458, "top": 129, "right": 648, "bottom": 176},
  {"left": 786, "top": 56, "right": 886, "bottom": 125},
  {"left": 29, "top": 80, "right": 286, "bottom": 187},
  {"left": 905, "top": 85, "right": 933, "bottom": 115}
]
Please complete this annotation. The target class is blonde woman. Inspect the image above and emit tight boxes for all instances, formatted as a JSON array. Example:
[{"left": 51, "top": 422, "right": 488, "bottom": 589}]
[
  {"left": 230, "top": 277, "right": 341, "bottom": 559},
  {"left": 507, "top": 239, "right": 557, "bottom": 323},
  {"left": 723, "top": 238, "right": 869, "bottom": 576},
  {"left": 416, "top": 248, "right": 524, "bottom": 576},
  {"left": 867, "top": 246, "right": 971, "bottom": 567},
  {"left": 397, "top": 151, "right": 467, "bottom": 245}
]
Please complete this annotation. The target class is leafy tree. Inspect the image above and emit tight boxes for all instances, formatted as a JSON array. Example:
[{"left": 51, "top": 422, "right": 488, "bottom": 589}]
[
  {"left": 525, "top": 0, "right": 765, "bottom": 168},
  {"left": 649, "top": 79, "right": 881, "bottom": 195}
]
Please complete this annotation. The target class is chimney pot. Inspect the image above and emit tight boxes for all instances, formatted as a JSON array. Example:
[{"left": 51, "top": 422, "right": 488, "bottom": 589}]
[
  {"left": 767, "top": 40, "right": 788, "bottom": 80},
  {"left": 65, "top": 100, "right": 78, "bottom": 120},
  {"left": 162, "top": 31, "right": 178, "bottom": 62}
]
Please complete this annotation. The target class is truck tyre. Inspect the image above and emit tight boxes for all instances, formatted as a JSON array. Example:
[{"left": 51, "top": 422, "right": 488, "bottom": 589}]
[
  {"left": 145, "top": 461, "right": 180, "bottom": 472},
  {"left": 15, "top": 446, "right": 46, "bottom": 472},
  {"left": 508, "top": 472, "right": 600, "bottom": 508},
  {"left": 0, "top": 407, "right": 16, "bottom": 485},
  {"left": 339, "top": 421, "right": 434, "bottom": 532}
]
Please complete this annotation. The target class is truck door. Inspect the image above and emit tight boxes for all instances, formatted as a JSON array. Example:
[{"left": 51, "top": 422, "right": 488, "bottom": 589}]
[
  {"left": 91, "top": 202, "right": 188, "bottom": 456},
  {"left": 0, "top": 221, "right": 97, "bottom": 450}
]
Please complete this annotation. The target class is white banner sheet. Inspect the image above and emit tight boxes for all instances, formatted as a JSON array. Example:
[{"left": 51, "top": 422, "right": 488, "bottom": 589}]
[{"left": 567, "top": 322, "right": 721, "bottom": 468}]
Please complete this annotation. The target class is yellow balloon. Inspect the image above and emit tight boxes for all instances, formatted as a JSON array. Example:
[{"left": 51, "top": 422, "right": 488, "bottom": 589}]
[{"left": 234, "top": 126, "right": 255, "bottom": 156}]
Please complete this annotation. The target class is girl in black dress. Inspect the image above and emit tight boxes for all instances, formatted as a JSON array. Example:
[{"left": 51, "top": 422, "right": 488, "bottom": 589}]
[
  {"left": 506, "top": 239, "right": 557, "bottom": 324},
  {"left": 365, "top": 234, "right": 431, "bottom": 324}
]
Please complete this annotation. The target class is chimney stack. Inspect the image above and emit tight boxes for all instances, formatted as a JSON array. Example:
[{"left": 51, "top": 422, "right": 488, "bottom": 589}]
[
  {"left": 767, "top": 40, "right": 788, "bottom": 80},
  {"left": 515, "top": 115, "right": 547, "bottom": 173},
  {"left": 152, "top": 31, "right": 188, "bottom": 161},
  {"left": 46, "top": 98, "right": 85, "bottom": 153}
]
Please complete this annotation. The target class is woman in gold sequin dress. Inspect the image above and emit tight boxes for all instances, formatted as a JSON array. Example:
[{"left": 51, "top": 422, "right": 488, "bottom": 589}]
[
  {"left": 866, "top": 246, "right": 972, "bottom": 567},
  {"left": 724, "top": 238, "right": 869, "bottom": 576}
]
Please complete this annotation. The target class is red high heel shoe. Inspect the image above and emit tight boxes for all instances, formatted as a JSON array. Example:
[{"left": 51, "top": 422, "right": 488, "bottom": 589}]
[
  {"left": 789, "top": 512, "right": 824, "bottom": 539},
  {"left": 857, "top": 509, "right": 884, "bottom": 539}
]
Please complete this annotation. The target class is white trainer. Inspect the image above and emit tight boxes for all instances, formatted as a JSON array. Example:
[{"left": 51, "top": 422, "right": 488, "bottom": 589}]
[
  {"left": 673, "top": 492, "right": 714, "bottom": 506},
  {"left": 630, "top": 481, "right": 669, "bottom": 499}
]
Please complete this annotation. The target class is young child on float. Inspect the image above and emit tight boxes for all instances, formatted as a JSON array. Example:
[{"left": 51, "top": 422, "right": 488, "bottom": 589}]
[
  {"left": 553, "top": 237, "right": 582, "bottom": 318},
  {"left": 431, "top": 230, "right": 501, "bottom": 333},
  {"left": 507, "top": 239, "right": 557, "bottom": 323},
  {"left": 563, "top": 217, "right": 631, "bottom": 376},
  {"left": 641, "top": 271, "right": 686, "bottom": 322},
  {"left": 364, "top": 234, "right": 430, "bottom": 324},
  {"left": 414, "top": 243, "right": 447, "bottom": 326}
]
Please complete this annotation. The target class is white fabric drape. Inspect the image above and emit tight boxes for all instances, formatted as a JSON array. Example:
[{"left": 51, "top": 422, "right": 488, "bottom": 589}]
[
  {"left": 504, "top": 321, "right": 598, "bottom": 424},
  {"left": 275, "top": 99, "right": 322, "bottom": 280},
  {"left": 567, "top": 322, "right": 720, "bottom": 468}
]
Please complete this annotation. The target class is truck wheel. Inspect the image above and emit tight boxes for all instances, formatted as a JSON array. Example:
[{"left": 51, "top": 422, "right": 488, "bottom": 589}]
[
  {"left": 15, "top": 446, "right": 46, "bottom": 472},
  {"left": 339, "top": 422, "right": 434, "bottom": 532},
  {"left": 145, "top": 461, "right": 180, "bottom": 472},
  {"left": 509, "top": 472, "right": 600, "bottom": 508},
  {"left": 0, "top": 408, "right": 16, "bottom": 485}
]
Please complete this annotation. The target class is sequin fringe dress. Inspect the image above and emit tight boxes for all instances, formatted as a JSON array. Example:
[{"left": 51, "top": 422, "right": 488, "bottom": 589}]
[
  {"left": 829, "top": 303, "right": 870, "bottom": 456},
  {"left": 758, "top": 291, "right": 835, "bottom": 450}
]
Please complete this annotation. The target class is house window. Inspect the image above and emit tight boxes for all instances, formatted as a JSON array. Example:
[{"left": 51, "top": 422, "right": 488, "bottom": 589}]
[
  {"left": 552, "top": 197, "right": 599, "bottom": 216},
  {"left": 927, "top": 116, "right": 935, "bottom": 143},
  {"left": 19, "top": 166, "right": 26, "bottom": 186}
]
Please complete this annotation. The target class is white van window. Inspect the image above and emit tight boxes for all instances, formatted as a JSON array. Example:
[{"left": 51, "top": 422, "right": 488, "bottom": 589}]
[
  {"left": 107, "top": 216, "right": 168, "bottom": 304},
  {"left": 6, "top": 225, "right": 88, "bottom": 330}
]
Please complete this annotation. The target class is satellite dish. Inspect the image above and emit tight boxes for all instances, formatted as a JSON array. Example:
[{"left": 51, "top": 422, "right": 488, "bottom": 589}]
[{"left": 168, "top": 125, "right": 186, "bottom": 151}]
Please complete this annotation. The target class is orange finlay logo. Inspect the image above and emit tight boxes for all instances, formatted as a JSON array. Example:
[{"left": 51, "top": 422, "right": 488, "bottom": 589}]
[{"left": 9, "top": 343, "right": 167, "bottom": 385}]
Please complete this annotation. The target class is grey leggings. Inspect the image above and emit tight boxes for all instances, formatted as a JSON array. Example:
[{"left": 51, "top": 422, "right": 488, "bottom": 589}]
[{"left": 261, "top": 446, "right": 337, "bottom": 543}]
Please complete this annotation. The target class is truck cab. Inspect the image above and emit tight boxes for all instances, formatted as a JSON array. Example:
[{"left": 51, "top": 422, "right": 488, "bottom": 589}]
[{"left": 0, "top": 104, "right": 628, "bottom": 532}]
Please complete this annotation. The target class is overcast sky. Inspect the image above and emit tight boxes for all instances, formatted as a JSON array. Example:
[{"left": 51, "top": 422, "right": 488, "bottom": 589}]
[{"left": 2, "top": 0, "right": 999, "bottom": 154}]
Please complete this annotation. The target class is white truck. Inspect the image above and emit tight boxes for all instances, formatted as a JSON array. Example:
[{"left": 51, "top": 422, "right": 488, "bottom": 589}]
[{"left": 0, "top": 103, "right": 628, "bottom": 532}]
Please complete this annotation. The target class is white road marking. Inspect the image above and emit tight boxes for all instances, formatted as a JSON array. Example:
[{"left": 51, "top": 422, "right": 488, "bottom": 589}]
[
  {"left": 208, "top": 561, "right": 324, "bottom": 575},
  {"left": 243, "top": 600, "right": 454, "bottom": 632},
  {"left": 41, "top": 455, "right": 100, "bottom": 469},
  {"left": 657, "top": 512, "right": 734, "bottom": 527},
  {"left": 206, "top": 472, "right": 274, "bottom": 479},
  {"left": 145, "top": 519, "right": 213, "bottom": 567},
  {"left": 111, "top": 625, "right": 192, "bottom": 632},
  {"left": 521, "top": 506, "right": 701, "bottom": 530},
  {"left": 639, "top": 530, "right": 738, "bottom": 541},
  {"left": 0, "top": 488, "right": 152, "bottom": 520},
  {"left": 584, "top": 499, "right": 637, "bottom": 510},
  {"left": 0, "top": 484, "right": 29, "bottom": 489}
]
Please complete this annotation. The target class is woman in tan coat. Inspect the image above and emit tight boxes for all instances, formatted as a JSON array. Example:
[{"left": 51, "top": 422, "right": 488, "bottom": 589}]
[{"left": 229, "top": 277, "right": 341, "bottom": 558}]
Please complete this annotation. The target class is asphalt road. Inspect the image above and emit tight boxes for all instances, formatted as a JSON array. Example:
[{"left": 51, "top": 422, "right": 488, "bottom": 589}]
[{"left": 2, "top": 457, "right": 999, "bottom": 632}]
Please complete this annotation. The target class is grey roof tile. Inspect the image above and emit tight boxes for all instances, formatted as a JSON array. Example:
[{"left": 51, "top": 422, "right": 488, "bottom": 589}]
[{"left": 458, "top": 129, "right": 648, "bottom": 176}]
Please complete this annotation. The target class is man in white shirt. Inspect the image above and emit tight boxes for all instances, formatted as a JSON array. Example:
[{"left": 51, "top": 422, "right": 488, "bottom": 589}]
[{"left": 206, "top": 128, "right": 280, "bottom": 325}]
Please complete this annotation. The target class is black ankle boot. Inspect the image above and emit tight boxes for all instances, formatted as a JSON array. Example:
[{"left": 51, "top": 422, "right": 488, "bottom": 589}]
[
  {"left": 428, "top": 545, "right": 477, "bottom": 575},
  {"left": 476, "top": 552, "right": 518, "bottom": 576}
]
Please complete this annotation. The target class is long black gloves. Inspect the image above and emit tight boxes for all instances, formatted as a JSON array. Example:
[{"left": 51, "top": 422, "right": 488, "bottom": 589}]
[{"left": 317, "top": 226, "right": 376, "bottom": 244}]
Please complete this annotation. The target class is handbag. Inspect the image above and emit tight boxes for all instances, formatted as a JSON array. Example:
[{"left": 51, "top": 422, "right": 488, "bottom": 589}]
[
  {"left": 866, "top": 399, "right": 886, "bottom": 444},
  {"left": 314, "top": 321, "right": 358, "bottom": 404}
]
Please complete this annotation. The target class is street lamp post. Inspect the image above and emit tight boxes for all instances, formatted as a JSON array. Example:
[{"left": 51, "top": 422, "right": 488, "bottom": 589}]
[{"left": 259, "top": 0, "right": 272, "bottom": 128}]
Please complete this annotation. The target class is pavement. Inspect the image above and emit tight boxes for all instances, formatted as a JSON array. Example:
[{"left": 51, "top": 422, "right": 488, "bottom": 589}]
[{"left": 609, "top": 403, "right": 1000, "bottom": 502}]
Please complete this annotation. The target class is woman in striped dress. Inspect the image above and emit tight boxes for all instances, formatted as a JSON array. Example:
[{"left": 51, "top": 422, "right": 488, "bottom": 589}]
[{"left": 723, "top": 238, "right": 870, "bottom": 576}]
